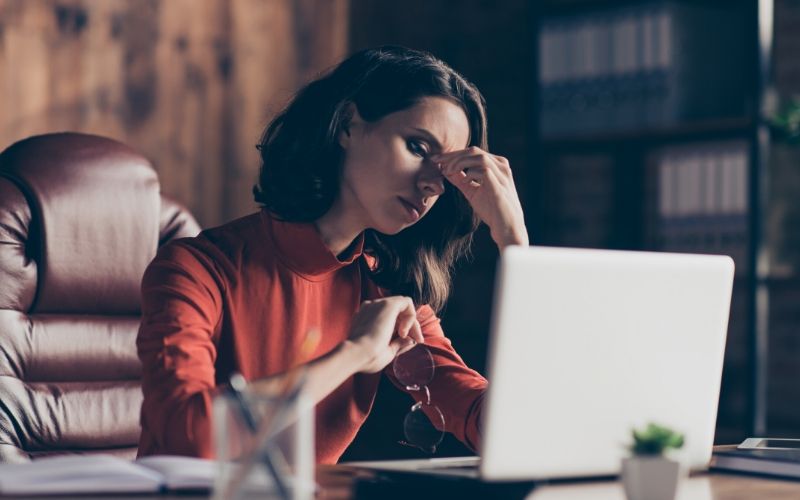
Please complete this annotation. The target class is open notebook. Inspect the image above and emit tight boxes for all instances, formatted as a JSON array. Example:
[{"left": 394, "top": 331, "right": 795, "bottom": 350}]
[{"left": 0, "top": 454, "right": 218, "bottom": 495}]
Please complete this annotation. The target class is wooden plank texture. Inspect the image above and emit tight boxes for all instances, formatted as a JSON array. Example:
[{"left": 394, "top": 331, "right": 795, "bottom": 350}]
[{"left": 0, "top": 0, "right": 349, "bottom": 227}]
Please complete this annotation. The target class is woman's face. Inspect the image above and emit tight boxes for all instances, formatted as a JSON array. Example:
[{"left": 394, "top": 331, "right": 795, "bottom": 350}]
[{"left": 338, "top": 96, "right": 471, "bottom": 235}]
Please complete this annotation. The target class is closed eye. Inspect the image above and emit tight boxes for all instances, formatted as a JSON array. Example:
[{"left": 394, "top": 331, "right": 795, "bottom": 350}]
[{"left": 406, "top": 138, "right": 429, "bottom": 158}]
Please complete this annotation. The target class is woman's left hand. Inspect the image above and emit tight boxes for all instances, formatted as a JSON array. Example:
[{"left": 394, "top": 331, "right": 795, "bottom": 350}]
[{"left": 430, "top": 147, "right": 529, "bottom": 250}]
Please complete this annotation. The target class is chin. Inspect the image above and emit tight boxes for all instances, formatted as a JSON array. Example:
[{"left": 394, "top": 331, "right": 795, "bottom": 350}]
[
  {"left": 373, "top": 219, "right": 418, "bottom": 236},
  {"left": 374, "top": 225, "right": 406, "bottom": 236},
  {"left": 369, "top": 207, "right": 426, "bottom": 235}
]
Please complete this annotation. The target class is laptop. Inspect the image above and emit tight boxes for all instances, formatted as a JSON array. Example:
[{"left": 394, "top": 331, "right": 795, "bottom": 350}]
[{"left": 344, "top": 246, "right": 735, "bottom": 482}]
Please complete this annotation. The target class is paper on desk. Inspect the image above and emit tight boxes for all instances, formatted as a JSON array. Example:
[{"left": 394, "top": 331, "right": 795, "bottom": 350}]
[{"left": 0, "top": 455, "right": 163, "bottom": 495}]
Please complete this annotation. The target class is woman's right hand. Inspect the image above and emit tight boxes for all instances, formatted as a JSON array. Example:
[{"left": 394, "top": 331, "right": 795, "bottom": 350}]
[{"left": 345, "top": 296, "right": 425, "bottom": 374}]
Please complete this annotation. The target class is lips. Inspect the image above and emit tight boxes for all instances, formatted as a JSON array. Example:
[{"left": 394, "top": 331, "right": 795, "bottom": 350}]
[
  {"left": 398, "top": 197, "right": 422, "bottom": 222},
  {"left": 401, "top": 197, "right": 425, "bottom": 214}
]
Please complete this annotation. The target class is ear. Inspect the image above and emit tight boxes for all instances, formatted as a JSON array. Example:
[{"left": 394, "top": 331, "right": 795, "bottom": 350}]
[{"left": 338, "top": 103, "right": 357, "bottom": 149}]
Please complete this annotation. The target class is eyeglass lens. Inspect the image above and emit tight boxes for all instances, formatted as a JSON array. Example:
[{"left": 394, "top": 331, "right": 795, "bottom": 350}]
[{"left": 393, "top": 345, "right": 445, "bottom": 452}]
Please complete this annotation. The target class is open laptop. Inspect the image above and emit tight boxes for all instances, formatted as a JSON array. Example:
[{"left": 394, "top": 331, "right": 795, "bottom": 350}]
[{"left": 344, "top": 246, "right": 735, "bottom": 482}]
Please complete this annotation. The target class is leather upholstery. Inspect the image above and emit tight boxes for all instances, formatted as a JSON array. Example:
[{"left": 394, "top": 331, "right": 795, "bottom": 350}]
[{"left": 0, "top": 133, "right": 200, "bottom": 462}]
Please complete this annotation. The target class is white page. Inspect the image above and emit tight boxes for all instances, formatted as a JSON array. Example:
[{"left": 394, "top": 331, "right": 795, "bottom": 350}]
[
  {"left": 136, "top": 455, "right": 218, "bottom": 491},
  {"left": 0, "top": 455, "right": 162, "bottom": 495}
]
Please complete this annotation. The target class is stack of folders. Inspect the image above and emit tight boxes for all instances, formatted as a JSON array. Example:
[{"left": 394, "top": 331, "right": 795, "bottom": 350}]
[
  {"left": 539, "top": 1, "right": 748, "bottom": 138},
  {"left": 650, "top": 141, "right": 749, "bottom": 275},
  {"left": 712, "top": 447, "right": 800, "bottom": 480}
]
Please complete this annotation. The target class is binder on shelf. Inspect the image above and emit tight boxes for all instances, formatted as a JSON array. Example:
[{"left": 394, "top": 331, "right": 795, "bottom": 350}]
[
  {"left": 648, "top": 141, "right": 750, "bottom": 275},
  {"left": 538, "top": 1, "right": 748, "bottom": 138}
]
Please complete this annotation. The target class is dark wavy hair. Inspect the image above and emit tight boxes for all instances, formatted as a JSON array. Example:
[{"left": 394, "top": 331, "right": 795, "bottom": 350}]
[{"left": 254, "top": 46, "right": 487, "bottom": 312}]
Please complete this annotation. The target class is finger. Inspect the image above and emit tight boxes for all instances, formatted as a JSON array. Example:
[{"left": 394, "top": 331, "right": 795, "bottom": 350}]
[
  {"left": 491, "top": 155, "right": 511, "bottom": 176},
  {"left": 430, "top": 146, "right": 485, "bottom": 163},
  {"left": 459, "top": 167, "right": 485, "bottom": 186},
  {"left": 442, "top": 164, "right": 484, "bottom": 187},
  {"left": 439, "top": 154, "right": 485, "bottom": 177},
  {"left": 395, "top": 311, "right": 416, "bottom": 339},
  {"left": 388, "top": 296, "right": 417, "bottom": 338},
  {"left": 444, "top": 155, "right": 511, "bottom": 188},
  {"left": 462, "top": 163, "right": 503, "bottom": 189},
  {"left": 448, "top": 163, "right": 499, "bottom": 190},
  {"left": 444, "top": 165, "right": 485, "bottom": 190},
  {"left": 443, "top": 169, "right": 478, "bottom": 197},
  {"left": 397, "top": 338, "right": 417, "bottom": 356},
  {"left": 411, "top": 318, "right": 424, "bottom": 344},
  {"left": 394, "top": 296, "right": 417, "bottom": 319},
  {"left": 390, "top": 336, "right": 415, "bottom": 356},
  {"left": 393, "top": 295, "right": 423, "bottom": 344}
]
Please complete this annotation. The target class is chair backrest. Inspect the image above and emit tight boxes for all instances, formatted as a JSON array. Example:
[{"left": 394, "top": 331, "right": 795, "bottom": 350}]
[{"left": 0, "top": 133, "right": 201, "bottom": 462}]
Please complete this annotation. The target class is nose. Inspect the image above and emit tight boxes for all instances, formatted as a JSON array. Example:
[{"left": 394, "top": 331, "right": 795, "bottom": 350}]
[{"left": 417, "top": 161, "right": 445, "bottom": 197}]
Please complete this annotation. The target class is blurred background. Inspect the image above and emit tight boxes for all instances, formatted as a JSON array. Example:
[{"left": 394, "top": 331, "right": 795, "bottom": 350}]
[{"left": 1, "top": 0, "right": 798, "bottom": 459}]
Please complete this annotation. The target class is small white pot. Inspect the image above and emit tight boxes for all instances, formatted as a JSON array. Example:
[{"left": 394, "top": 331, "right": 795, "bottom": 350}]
[{"left": 621, "top": 456, "right": 681, "bottom": 500}]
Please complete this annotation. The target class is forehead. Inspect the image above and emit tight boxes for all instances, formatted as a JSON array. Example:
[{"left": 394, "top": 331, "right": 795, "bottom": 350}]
[{"left": 381, "top": 96, "right": 471, "bottom": 151}]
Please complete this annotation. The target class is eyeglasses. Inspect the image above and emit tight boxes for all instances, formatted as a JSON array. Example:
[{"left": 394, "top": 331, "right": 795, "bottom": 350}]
[{"left": 392, "top": 344, "right": 445, "bottom": 453}]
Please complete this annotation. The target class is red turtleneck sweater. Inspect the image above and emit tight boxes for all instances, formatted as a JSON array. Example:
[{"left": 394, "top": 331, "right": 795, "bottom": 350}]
[{"left": 136, "top": 210, "right": 487, "bottom": 463}]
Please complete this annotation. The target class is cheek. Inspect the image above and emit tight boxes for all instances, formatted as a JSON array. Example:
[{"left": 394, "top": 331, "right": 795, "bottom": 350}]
[
  {"left": 349, "top": 150, "right": 411, "bottom": 188},
  {"left": 350, "top": 136, "right": 391, "bottom": 172},
  {"left": 341, "top": 155, "right": 394, "bottom": 209},
  {"left": 342, "top": 144, "right": 378, "bottom": 183},
  {"left": 343, "top": 137, "right": 422, "bottom": 202}
]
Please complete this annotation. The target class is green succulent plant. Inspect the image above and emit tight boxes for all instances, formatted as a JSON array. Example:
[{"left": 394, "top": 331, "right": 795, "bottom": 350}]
[
  {"left": 770, "top": 98, "right": 800, "bottom": 145},
  {"left": 629, "top": 423, "right": 685, "bottom": 456}
]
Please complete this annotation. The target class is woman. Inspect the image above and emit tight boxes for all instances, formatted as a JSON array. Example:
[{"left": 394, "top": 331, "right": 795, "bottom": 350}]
[{"left": 136, "top": 45, "right": 528, "bottom": 464}]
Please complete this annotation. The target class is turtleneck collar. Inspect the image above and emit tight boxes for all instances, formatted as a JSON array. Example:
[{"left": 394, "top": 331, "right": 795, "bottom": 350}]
[{"left": 261, "top": 210, "right": 365, "bottom": 281}]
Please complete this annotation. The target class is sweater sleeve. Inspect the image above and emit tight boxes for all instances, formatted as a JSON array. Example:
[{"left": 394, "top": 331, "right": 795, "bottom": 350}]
[
  {"left": 385, "top": 305, "right": 488, "bottom": 452},
  {"left": 136, "top": 240, "right": 224, "bottom": 458}
]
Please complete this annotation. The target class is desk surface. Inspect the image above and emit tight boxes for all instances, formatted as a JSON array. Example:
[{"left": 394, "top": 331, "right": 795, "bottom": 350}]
[
  {"left": 523, "top": 473, "right": 800, "bottom": 500},
  {"left": 0, "top": 469, "right": 795, "bottom": 499},
  {"left": 316, "top": 467, "right": 800, "bottom": 500}
]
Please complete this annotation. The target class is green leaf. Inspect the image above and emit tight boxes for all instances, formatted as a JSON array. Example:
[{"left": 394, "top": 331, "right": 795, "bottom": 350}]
[{"left": 628, "top": 423, "right": 684, "bottom": 456}]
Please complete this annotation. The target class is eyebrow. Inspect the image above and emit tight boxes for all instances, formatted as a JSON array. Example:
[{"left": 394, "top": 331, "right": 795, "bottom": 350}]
[{"left": 410, "top": 127, "right": 444, "bottom": 151}]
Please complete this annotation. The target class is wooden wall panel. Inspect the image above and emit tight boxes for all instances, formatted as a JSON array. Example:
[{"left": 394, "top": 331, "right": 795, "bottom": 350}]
[
  {"left": 226, "top": 0, "right": 297, "bottom": 222},
  {"left": 224, "top": 0, "right": 350, "bottom": 220},
  {"left": 0, "top": 0, "right": 349, "bottom": 227}
]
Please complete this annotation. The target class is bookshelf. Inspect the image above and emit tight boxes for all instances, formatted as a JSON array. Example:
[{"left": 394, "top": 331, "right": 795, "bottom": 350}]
[{"left": 530, "top": 0, "right": 795, "bottom": 444}]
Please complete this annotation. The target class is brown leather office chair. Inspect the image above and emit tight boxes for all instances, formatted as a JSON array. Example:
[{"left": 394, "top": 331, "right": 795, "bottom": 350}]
[{"left": 0, "top": 133, "right": 201, "bottom": 462}]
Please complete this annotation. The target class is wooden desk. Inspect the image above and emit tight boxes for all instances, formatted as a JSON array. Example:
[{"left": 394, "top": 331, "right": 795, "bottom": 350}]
[
  {"left": 3, "top": 463, "right": 797, "bottom": 499},
  {"left": 524, "top": 473, "right": 800, "bottom": 499},
  {"left": 317, "top": 467, "right": 800, "bottom": 500}
]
